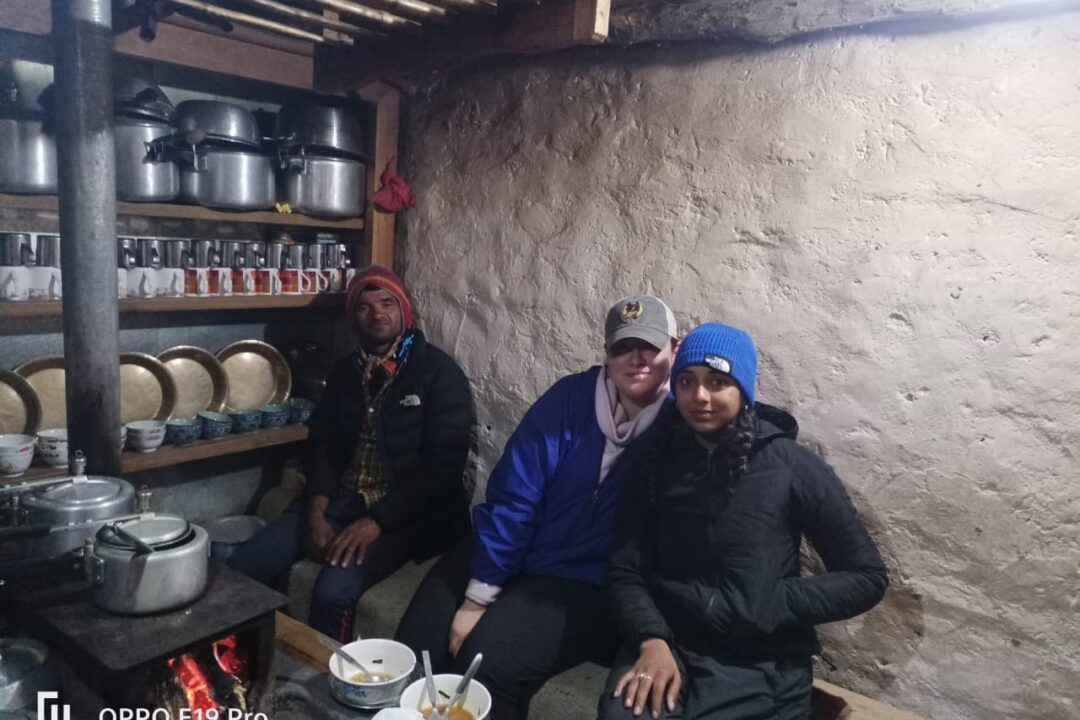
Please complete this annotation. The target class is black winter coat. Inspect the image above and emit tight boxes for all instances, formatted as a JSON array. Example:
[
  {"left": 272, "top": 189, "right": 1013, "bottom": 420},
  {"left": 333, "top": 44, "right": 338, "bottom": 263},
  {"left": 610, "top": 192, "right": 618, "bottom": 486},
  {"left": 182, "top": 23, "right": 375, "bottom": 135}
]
[
  {"left": 304, "top": 330, "right": 474, "bottom": 559},
  {"left": 608, "top": 404, "right": 888, "bottom": 661}
]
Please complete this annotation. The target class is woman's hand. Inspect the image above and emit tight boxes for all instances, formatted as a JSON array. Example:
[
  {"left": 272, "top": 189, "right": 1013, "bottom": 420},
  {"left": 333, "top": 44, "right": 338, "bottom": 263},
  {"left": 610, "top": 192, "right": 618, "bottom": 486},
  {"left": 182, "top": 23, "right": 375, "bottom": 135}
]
[
  {"left": 613, "top": 638, "right": 681, "bottom": 719},
  {"left": 448, "top": 598, "right": 487, "bottom": 657}
]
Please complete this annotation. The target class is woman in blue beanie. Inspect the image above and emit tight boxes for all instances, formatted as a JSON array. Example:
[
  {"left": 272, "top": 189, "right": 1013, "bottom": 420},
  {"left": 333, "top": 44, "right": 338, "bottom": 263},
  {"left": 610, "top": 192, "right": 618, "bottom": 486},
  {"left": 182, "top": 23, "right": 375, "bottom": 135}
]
[{"left": 598, "top": 322, "right": 888, "bottom": 720}]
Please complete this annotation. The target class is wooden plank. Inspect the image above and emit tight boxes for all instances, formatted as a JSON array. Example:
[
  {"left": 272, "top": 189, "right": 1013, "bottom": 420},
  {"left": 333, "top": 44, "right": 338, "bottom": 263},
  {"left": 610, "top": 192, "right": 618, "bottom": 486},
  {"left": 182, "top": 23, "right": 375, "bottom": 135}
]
[
  {"left": 0, "top": 294, "right": 345, "bottom": 319},
  {"left": 2, "top": 425, "right": 309, "bottom": 486},
  {"left": 275, "top": 610, "right": 332, "bottom": 670},
  {"left": 574, "top": 0, "right": 611, "bottom": 43},
  {"left": 114, "top": 22, "right": 316, "bottom": 90},
  {"left": 0, "top": 0, "right": 50, "bottom": 35},
  {"left": 356, "top": 82, "right": 400, "bottom": 269},
  {"left": 122, "top": 424, "right": 308, "bottom": 473},
  {"left": 0, "top": 194, "right": 364, "bottom": 230}
]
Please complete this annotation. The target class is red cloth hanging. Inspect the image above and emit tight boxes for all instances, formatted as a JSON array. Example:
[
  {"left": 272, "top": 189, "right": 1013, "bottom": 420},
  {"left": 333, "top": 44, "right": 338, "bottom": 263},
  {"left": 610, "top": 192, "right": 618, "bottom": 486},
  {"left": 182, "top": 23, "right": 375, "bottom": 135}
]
[{"left": 372, "top": 161, "right": 415, "bottom": 213}]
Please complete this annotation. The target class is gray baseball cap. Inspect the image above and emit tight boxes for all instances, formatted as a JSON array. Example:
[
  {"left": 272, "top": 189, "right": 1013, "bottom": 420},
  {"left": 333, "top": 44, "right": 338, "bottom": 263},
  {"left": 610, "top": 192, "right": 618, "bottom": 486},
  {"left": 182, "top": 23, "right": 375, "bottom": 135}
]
[{"left": 604, "top": 295, "right": 678, "bottom": 350}]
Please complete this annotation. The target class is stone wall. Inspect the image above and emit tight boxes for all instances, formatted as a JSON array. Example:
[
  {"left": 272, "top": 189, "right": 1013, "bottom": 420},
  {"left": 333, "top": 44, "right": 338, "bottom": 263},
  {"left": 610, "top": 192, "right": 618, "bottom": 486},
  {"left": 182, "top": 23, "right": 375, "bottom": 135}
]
[{"left": 395, "top": 7, "right": 1080, "bottom": 719}]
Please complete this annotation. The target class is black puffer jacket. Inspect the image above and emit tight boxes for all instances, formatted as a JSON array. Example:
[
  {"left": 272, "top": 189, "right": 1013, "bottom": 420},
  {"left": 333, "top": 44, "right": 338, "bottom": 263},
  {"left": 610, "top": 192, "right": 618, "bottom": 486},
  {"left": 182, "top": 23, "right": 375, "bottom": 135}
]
[
  {"left": 304, "top": 330, "right": 474, "bottom": 559},
  {"left": 608, "top": 404, "right": 888, "bottom": 661}
]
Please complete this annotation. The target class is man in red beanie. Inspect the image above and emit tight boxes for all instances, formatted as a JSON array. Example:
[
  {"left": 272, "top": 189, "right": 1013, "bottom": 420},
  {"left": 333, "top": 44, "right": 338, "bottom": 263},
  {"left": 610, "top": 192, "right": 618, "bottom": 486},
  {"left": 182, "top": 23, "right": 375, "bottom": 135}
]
[{"left": 230, "top": 265, "right": 474, "bottom": 642}]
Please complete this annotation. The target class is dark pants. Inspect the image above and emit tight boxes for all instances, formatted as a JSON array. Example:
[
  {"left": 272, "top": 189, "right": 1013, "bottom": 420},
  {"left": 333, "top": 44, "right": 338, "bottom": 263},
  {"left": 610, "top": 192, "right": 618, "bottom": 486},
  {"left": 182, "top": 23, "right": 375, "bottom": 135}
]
[
  {"left": 394, "top": 538, "right": 617, "bottom": 720},
  {"left": 227, "top": 495, "right": 419, "bottom": 642},
  {"left": 597, "top": 645, "right": 812, "bottom": 720}
]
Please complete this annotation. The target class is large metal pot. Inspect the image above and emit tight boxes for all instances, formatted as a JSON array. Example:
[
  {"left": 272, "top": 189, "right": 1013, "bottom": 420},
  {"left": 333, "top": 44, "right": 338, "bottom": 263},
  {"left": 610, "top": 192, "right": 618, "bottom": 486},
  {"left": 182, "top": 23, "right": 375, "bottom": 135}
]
[
  {"left": 174, "top": 100, "right": 261, "bottom": 148},
  {"left": 17, "top": 456, "right": 136, "bottom": 560},
  {"left": 279, "top": 153, "right": 365, "bottom": 218},
  {"left": 0, "top": 638, "right": 59, "bottom": 711},
  {"left": 115, "top": 116, "right": 179, "bottom": 202},
  {"left": 275, "top": 104, "right": 366, "bottom": 160},
  {"left": 84, "top": 513, "right": 209, "bottom": 615},
  {"left": 180, "top": 147, "right": 275, "bottom": 210},
  {"left": 0, "top": 114, "right": 56, "bottom": 195}
]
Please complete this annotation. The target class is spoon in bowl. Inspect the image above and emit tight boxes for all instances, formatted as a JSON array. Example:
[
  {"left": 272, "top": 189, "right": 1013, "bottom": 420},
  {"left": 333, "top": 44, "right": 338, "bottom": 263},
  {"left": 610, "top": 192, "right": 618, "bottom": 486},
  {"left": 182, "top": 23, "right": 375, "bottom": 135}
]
[{"left": 318, "top": 634, "right": 374, "bottom": 679}]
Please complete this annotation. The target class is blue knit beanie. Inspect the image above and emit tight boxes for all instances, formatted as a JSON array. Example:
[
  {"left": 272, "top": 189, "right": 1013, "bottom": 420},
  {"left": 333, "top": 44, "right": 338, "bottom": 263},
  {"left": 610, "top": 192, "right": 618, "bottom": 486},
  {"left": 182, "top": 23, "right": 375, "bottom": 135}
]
[{"left": 673, "top": 322, "right": 757, "bottom": 404}]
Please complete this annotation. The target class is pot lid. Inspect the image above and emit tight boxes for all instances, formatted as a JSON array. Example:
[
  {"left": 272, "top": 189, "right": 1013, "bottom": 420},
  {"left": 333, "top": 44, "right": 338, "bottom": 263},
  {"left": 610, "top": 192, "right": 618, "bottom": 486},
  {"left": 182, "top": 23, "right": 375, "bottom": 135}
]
[
  {"left": 97, "top": 514, "right": 191, "bottom": 549},
  {"left": 26, "top": 476, "right": 131, "bottom": 509}
]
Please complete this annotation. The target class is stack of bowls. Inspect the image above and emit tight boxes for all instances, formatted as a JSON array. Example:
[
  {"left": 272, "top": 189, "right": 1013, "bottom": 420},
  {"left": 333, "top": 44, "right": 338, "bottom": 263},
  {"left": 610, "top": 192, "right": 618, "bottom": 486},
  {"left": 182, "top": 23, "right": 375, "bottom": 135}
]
[
  {"left": 0, "top": 434, "right": 35, "bottom": 477},
  {"left": 125, "top": 420, "right": 166, "bottom": 453},
  {"left": 36, "top": 428, "right": 68, "bottom": 467}
]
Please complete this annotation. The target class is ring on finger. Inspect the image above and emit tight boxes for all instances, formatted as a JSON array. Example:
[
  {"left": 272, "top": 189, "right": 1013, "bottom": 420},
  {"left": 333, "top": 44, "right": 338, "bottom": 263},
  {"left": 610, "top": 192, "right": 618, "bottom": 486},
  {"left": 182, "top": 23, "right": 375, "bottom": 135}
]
[{"left": 636, "top": 672, "right": 653, "bottom": 681}]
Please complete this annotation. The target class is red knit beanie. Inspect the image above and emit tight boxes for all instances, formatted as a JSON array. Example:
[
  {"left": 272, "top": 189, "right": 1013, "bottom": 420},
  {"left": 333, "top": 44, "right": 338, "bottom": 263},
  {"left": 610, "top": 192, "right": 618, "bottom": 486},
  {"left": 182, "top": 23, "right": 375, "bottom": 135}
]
[{"left": 346, "top": 265, "right": 414, "bottom": 327}]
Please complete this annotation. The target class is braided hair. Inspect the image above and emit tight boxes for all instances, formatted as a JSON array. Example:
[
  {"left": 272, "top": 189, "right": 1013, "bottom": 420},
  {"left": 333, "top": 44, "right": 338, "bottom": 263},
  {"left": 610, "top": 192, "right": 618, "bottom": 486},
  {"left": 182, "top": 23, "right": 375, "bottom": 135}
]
[{"left": 710, "top": 402, "right": 758, "bottom": 491}]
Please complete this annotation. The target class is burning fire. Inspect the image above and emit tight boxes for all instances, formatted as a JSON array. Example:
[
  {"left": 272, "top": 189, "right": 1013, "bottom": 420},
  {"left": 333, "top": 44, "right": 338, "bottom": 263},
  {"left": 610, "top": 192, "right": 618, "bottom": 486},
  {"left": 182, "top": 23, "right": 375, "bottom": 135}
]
[
  {"left": 213, "top": 635, "right": 246, "bottom": 679},
  {"left": 167, "top": 654, "right": 217, "bottom": 712}
]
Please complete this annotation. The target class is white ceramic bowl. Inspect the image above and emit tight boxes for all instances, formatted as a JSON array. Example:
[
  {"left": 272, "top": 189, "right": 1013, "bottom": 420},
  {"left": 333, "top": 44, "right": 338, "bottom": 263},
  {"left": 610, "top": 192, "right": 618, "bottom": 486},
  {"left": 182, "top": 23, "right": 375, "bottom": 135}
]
[
  {"left": 328, "top": 638, "right": 416, "bottom": 710},
  {"left": 0, "top": 434, "right": 36, "bottom": 477},
  {"left": 400, "top": 674, "right": 492, "bottom": 720},
  {"left": 35, "top": 428, "right": 69, "bottom": 467},
  {"left": 124, "top": 420, "right": 166, "bottom": 453}
]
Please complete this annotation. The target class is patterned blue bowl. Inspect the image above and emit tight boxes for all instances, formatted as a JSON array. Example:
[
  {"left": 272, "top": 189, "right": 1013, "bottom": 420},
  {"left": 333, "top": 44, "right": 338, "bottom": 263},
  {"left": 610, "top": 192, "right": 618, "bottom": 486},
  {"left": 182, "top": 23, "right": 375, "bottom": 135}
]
[
  {"left": 260, "top": 404, "right": 290, "bottom": 429},
  {"left": 166, "top": 418, "right": 202, "bottom": 446},
  {"left": 286, "top": 398, "right": 315, "bottom": 425},
  {"left": 198, "top": 411, "right": 234, "bottom": 439},
  {"left": 229, "top": 409, "right": 263, "bottom": 433}
]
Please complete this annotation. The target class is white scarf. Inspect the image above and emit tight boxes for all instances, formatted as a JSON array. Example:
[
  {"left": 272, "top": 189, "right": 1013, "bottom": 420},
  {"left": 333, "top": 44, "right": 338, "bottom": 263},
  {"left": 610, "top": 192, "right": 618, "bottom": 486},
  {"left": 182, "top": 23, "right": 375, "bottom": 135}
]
[{"left": 594, "top": 367, "right": 667, "bottom": 483}]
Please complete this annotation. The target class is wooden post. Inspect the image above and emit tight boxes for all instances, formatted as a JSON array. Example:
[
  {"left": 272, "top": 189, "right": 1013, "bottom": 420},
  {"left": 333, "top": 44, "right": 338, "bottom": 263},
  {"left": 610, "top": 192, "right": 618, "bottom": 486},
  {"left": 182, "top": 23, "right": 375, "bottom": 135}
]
[{"left": 357, "top": 81, "right": 400, "bottom": 270}]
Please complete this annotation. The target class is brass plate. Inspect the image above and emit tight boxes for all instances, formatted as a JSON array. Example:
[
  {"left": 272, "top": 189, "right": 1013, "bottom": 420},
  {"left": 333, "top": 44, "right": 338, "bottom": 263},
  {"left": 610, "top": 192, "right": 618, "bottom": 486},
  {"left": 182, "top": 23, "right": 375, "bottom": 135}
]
[
  {"left": 15, "top": 355, "right": 66, "bottom": 430},
  {"left": 216, "top": 340, "right": 292, "bottom": 411},
  {"left": 0, "top": 369, "right": 42, "bottom": 435},
  {"left": 119, "top": 352, "right": 178, "bottom": 423},
  {"left": 157, "top": 346, "right": 229, "bottom": 419}
]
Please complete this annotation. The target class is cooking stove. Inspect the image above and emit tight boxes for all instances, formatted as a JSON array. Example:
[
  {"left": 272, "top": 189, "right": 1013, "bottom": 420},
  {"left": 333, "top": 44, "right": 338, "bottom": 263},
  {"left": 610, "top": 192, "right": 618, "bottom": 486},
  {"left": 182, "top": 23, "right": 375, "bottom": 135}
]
[{"left": 6, "top": 562, "right": 287, "bottom": 719}]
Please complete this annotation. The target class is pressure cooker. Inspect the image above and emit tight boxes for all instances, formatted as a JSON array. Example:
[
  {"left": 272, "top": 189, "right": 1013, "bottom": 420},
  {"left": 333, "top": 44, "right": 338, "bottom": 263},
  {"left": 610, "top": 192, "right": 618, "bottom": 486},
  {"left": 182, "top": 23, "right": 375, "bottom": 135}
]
[
  {"left": 15, "top": 453, "right": 136, "bottom": 560},
  {"left": 84, "top": 513, "right": 209, "bottom": 615}
]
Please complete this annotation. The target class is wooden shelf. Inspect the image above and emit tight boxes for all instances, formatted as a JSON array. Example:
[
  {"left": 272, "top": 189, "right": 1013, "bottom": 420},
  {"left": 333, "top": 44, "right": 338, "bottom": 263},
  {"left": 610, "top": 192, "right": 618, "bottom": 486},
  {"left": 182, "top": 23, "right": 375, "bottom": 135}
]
[
  {"left": 0, "top": 194, "right": 364, "bottom": 230},
  {"left": 4, "top": 425, "right": 308, "bottom": 485},
  {"left": 1, "top": 294, "right": 345, "bottom": 318}
]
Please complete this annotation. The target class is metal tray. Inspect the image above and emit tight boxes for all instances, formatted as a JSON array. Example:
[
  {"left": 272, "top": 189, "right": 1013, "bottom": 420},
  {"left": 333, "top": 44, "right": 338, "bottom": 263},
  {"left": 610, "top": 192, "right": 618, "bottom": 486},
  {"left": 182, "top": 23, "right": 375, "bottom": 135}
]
[
  {"left": 157, "top": 345, "right": 229, "bottom": 418},
  {"left": 0, "top": 368, "right": 42, "bottom": 435},
  {"left": 119, "top": 352, "right": 178, "bottom": 423},
  {"left": 14, "top": 355, "right": 66, "bottom": 431},
  {"left": 216, "top": 340, "right": 291, "bottom": 411}
]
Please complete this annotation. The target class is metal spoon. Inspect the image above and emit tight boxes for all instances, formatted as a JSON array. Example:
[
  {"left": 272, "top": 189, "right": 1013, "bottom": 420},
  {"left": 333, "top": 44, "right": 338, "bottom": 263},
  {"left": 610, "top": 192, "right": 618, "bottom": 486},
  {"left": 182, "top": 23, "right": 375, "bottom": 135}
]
[
  {"left": 444, "top": 653, "right": 483, "bottom": 718},
  {"left": 421, "top": 650, "right": 444, "bottom": 720},
  {"left": 318, "top": 634, "right": 373, "bottom": 678}
]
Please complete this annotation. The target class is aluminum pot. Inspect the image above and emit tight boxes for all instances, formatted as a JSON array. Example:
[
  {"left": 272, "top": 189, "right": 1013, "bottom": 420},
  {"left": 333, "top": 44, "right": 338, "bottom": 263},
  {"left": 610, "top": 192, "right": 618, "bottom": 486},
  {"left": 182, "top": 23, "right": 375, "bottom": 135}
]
[
  {"left": 279, "top": 154, "right": 365, "bottom": 219},
  {"left": 274, "top": 104, "right": 366, "bottom": 160},
  {"left": 174, "top": 100, "right": 261, "bottom": 148},
  {"left": 204, "top": 515, "right": 265, "bottom": 562},
  {"left": 84, "top": 513, "right": 209, "bottom": 615},
  {"left": 0, "top": 638, "right": 59, "bottom": 711},
  {"left": 115, "top": 116, "right": 179, "bottom": 202},
  {"left": 0, "top": 115, "right": 56, "bottom": 195},
  {"left": 113, "top": 77, "right": 173, "bottom": 123},
  {"left": 180, "top": 147, "right": 275, "bottom": 211}
]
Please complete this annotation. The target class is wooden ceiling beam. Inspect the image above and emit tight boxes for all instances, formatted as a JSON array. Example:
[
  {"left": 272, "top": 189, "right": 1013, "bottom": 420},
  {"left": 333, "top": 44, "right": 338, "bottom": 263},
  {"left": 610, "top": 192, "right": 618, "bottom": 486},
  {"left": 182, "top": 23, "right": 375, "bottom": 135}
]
[{"left": 316, "top": 0, "right": 611, "bottom": 91}]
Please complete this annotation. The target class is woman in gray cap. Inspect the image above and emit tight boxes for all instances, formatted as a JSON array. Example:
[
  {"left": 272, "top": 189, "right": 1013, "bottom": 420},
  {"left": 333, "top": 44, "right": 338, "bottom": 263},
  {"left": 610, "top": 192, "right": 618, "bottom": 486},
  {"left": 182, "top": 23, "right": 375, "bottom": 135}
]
[{"left": 396, "top": 295, "right": 680, "bottom": 720}]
